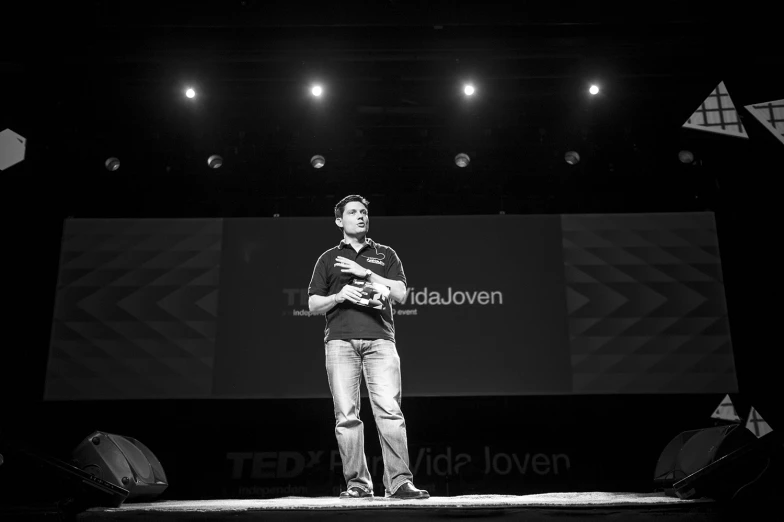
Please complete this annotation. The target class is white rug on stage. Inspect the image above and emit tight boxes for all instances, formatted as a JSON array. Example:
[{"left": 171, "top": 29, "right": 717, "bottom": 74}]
[{"left": 94, "top": 493, "right": 712, "bottom": 513}]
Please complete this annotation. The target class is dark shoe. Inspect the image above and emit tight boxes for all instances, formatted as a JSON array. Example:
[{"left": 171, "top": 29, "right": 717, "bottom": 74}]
[
  {"left": 390, "top": 483, "right": 429, "bottom": 499},
  {"left": 340, "top": 486, "right": 373, "bottom": 499}
]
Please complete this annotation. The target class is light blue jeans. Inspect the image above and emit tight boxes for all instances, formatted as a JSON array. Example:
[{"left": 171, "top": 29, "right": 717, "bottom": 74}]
[{"left": 325, "top": 339, "right": 413, "bottom": 496}]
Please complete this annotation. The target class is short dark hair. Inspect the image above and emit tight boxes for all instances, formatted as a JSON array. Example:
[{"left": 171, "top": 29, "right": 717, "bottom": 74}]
[{"left": 334, "top": 195, "right": 370, "bottom": 219}]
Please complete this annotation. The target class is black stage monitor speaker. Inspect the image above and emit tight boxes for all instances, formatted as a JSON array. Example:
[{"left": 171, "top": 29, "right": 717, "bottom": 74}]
[
  {"left": 674, "top": 431, "right": 781, "bottom": 502},
  {"left": 653, "top": 424, "right": 756, "bottom": 493},
  {"left": 71, "top": 431, "right": 168, "bottom": 502},
  {"left": 0, "top": 438, "right": 129, "bottom": 513}
]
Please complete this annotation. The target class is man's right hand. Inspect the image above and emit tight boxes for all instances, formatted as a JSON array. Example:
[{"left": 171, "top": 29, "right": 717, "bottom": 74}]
[{"left": 336, "top": 283, "right": 364, "bottom": 304}]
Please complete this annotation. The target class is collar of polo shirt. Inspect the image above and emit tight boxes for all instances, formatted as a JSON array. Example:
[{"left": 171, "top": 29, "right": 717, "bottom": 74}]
[{"left": 339, "top": 237, "right": 376, "bottom": 249}]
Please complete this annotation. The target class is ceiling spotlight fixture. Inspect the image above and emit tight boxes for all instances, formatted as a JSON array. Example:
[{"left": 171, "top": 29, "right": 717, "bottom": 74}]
[
  {"left": 678, "top": 150, "right": 695, "bottom": 164},
  {"left": 463, "top": 84, "right": 475, "bottom": 96},
  {"left": 311, "top": 155, "right": 326, "bottom": 168},
  {"left": 565, "top": 151, "right": 580, "bottom": 165},
  {"left": 455, "top": 153, "right": 471, "bottom": 168},
  {"left": 589, "top": 85, "right": 600, "bottom": 95},
  {"left": 311, "top": 85, "right": 323, "bottom": 97},
  {"left": 105, "top": 157, "right": 120, "bottom": 171},
  {"left": 185, "top": 88, "right": 196, "bottom": 99},
  {"left": 207, "top": 155, "right": 223, "bottom": 169}
]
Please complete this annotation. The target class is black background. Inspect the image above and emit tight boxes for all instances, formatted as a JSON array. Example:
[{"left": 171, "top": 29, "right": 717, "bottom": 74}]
[{"left": 1, "top": 0, "right": 780, "bottom": 507}]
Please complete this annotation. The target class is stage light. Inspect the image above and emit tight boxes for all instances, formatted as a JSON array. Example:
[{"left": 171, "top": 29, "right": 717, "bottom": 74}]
[
  {"left": 185, "top": 88, "right": 196, "bottom": 99},
  {"left": 105, "top": 157, "right": 120, "bottom": 171},
  {"left": 311, "top": 85, "right": 323, "bottom": 97},
  {"left": 589, "top": 85, "right": 599, "bottom": 95},
  {"left": 679, "top": 150, "right": 695, "bottom": 164},
  {"left": 311, "top": 155, "right": 325, "bottom": 168},
  {"left": 455, "top": 153, "right": 470, "bottom": 167},
  {"left": 207, "top": 155, "right": 223, "bottom": 169},
  {"left": 464, "top": 84, "right": 475, "bottom": 96},
  {"left": 565, "top": 151, "right": 580, "bottom": 165}
]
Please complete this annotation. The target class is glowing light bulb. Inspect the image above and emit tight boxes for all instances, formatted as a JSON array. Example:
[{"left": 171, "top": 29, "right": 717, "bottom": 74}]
[
  {"left": 455, "top": 153, "right": 470, "bottom": 167},
  {"left": 679, "top": 150, "right": 694, "bottom": 164},
  {"left": 105, "top": 157, "right": 120, "bottom": 171},
  {"left": 185, "top": 88, "right": 196, "bottom": 98},
  {"left": 464, "top": 84, "right": 475, "bottom": 96},
  {"left": 207, "top": 155, "right": 223, "bottom": 169},
  {"left": 311, "top": 155, "right": 325, "bottom": 168},
  {"left": 311, "top": 85, "right": 323, "bottom": 97},
  {"left": 589, "top": 85, "right": 599, "bottom": 95}
]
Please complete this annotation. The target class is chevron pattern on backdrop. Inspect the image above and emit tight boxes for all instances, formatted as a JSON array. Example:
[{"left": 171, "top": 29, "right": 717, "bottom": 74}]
[
  {"left": 562, "top": 212, "right": 737, "bottom": 394},
  {"left": 45, "top": 219, "right": 222, "bottom": 400}
]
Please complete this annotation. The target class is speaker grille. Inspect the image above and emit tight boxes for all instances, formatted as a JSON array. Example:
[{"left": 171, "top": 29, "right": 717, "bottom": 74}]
[{"left": 108, "top": 435, "right": 153, "bottom": 483}]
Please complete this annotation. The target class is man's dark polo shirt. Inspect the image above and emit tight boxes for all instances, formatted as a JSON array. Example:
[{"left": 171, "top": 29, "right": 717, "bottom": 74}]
[{"left": 308, "top": 237, "right": 406, "bottom": 343}]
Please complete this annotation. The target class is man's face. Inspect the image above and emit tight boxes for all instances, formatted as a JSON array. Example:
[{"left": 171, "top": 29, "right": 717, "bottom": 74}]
[{"left": 337, "top": 201, "right": 369, "bottom": 235}]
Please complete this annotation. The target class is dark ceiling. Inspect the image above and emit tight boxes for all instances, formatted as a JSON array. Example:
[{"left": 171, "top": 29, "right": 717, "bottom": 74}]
[{"left": 2, "top": 1, "right": 781, "bottom": 218}]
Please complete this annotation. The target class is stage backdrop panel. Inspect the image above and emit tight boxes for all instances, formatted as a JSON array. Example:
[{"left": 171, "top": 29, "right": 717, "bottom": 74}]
[
  {"left": 212, "top": 215, "right": 572, "bottom": 398},
  {"left": 44, "top": 212, "right": 736, "bottom": 400},
  {"left": 44, "top": 219, "right": 222, "bottom": 400},
  {"left": 563, "top": 213, "right": 736, "bottom": 393}
]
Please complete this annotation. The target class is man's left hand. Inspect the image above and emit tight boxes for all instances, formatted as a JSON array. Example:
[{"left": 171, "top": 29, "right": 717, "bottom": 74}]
[{"left": 335, "top": 256, "right": 368, "bottom": 278}]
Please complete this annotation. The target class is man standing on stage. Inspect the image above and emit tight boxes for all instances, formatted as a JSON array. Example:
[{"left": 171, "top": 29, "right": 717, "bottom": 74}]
[{"left": 307, "top": 195, "right": 429, "bottom": 500}]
